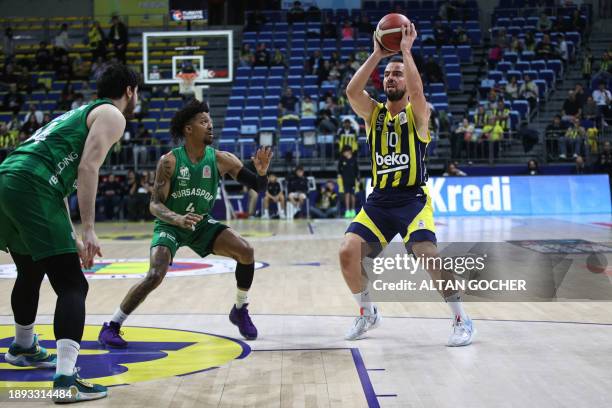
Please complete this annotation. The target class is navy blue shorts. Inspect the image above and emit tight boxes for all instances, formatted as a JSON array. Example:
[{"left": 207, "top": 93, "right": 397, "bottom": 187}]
[{"left": 346, "top": 186, "right": 437, "bottom": 245}]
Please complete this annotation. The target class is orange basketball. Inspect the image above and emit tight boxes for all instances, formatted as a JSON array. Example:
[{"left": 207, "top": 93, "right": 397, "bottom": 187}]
[{"left": 375, "top": 13, "right": 411, "bottom": 52}]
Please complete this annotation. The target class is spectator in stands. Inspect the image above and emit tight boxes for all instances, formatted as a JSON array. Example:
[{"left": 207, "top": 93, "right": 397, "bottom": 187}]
[
  {"left": 473, "top": 105, "right": 488, "bottom": 129},
  {"left": 279, "top": 88, "right": 299, "bottom": 115},
  {"left": 54, "top": 23, "right": 71, "bottom": 51},
  {"left": 329, "top": 50, "right": 340, "bottom": 65},
  {"left": 536, "top": 34, "right": 558, "bottom": 60},
  {"left": 596, "top": 141, "right": 612, "bottom": 177},
  {"left": 556, "top": 34, "right": 569, "bottom": 66},
  {"left": 2, "top": 84, "right": 23, "bottom": 114},
  {"left": 486, "top": 89, "right": 499, "bottom": 108},
  {"left": 55, "top": 54, "right": 73, "bottom": 80},
  {"left": 337, "top": 118, "right": 358, "bottom": 154},
  {"left": 338, "top": 146, "right": 358, "bottom": 218},
  {"left": 537, "top": 13, "right": 552, "bottom": 32},
  {"left": 524, "top": 31, "right": 536, "bottom": 52},
  {"left": 317, "top": 109, "right": 338, "bottom": 135},
  {"left": 239, "top": 44, "right": 254, "bottom": 67},
  {"left": 271, "top": 48, "right": 287, "bottom": 67},
  {"left": 488, "top": 42, "right": 503, "bottom": 69},
  {"left": 518, "top": 122, "right": 539, "bottom": 153},
  {"left": 432, "top": 20, "right": 451, "bottom": 46},
  {"left": 287, "top": 165, "right": 308, "bottom": 218},
  {"left": 301, "top": 95, "right": 316, "bottom": 117},
  {"left": 0, "top": 63, "right": 19, "bottom": 88},
  {"left": 439, "top": 1, "right": 457, "bottom": 21},
  {"left": 3, "top": 28, "right": 15, "bottom": 63},
  {"left": 505, "top": 76, "right": 519, "bottom": 100},
  {"left": 319, "top": 95, "right": 340, "bottom": 116},
  {"left": 58, "top": 82, "right": 75, "bottom": 111},
  {"left": 6, "top": 113, "right": 20, "bottom": 132},
  {"left": 562, "top": 90, "right": 582, "bottom": 122},
  {"left": 443, "top": 162, "right": 467, "bottom": 176},
  {"left": 526, "top": 159, "right": 539, "bottom": 175},
  {"left": 492, "top": 99, "right": 510, "bottom": 132},
  {"left": 22, "top": 103, "right": 43, "bottom": 125},
  {"left": 34, "top": 41, "right": 52, "bottom": 71},
  {"left": 424, "top": 56, "right": 443, "bottom": 84},
  {"left": 91, "top": 56, "right": 108, "bottom": 80},
  {"left": 132, "top": 123, "right": 152, "bottom": 165},
  {"left": 310, "top": 181, "right": 338, "bottom": 219},
  {"left": 253, "top": 43, "right": 270, "bottom": 67},
  {"left": 262, "top": 173, "right": 285, "bottom": 219},
  {"left": 356, "top": 15, "right": 373, "bottom": 37},
  {"left": 306, "top": 5, "right": 321, "bottom": 23},
  {"left": 356, "top": 47, "right": 368, "bottom": 64},
  {"left": 108, "top": 15, "right": 128, "bottom": 64},
  {"left": 0, "top": 122, "right": 17, "bottom": 149},
  {"left": 341, "top": 21, "right": 354, "bottom": 40},
  {"left": 519, "top": 74, "right": 538, "bottom": 111},
  {"left": 571, "top": 9, "right": 586, "bottom": 37},
  {"left": 481, "top": 116, "right": 503, "bottom": 158},
  {"left": 582, "top": 47, "right": 594, "bottom": 81},
  {"left": 71, "top": 93, "right": 86, "bottom": 110},
  {"left": 453, "top": 27, "right": 469, "bottom": 46},
  {"left": 572, "top": 155, "right": 587, "bottom": 174},
  {"left": 592, "top": 51, "right": 611, "bottom": 85},
  {"left": 288, "top": 1, "right": 306, "bottom": 24},
  {"left": 321, "top": 15, "right": 337, "bottom": 39},
  {"left": 88, "top": 21, "right": 106, "bottom": 62},
  {"left": 574, "top": 83, "right": 587, "bottom": 109},
  {"left": 592, "top": 81, "right": 611, "bottom": 122},
  {"left": 99, "top": 174, "right": 122, "bottom": 220},
  {"left": 125, "top": 170, "right": 143, "bottom": 221},
  {"left": 545, "top": 115, "right": 567, "bottom": 158},
  {"left": 561, "top": 116, "right": 586, "bottom": 159},
  {"left": 20, "top": 114, "right": 40, "bottom": 136},
  {"left": 41, "top": 113, "right": 51, "bottom": 127},
  {"left": 317, "top": 60, "right": 332, "bottom": 85},
  {"left": 509, "top": 35, "right": 523, "bottom": 53},
  {"left": 452, "top": 117, "right": 473, "bottom": 159},
  {"left": 307, "top": 49, "right": 324, "bottom": 75}
]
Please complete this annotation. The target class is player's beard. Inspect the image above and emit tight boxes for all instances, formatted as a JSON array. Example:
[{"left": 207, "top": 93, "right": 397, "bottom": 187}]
[
  {"left": 123, "top": 95, "right": 136, "bottom": 119},
  {"left": 385, "top": 87, "right": 406, "bottom": 101}
]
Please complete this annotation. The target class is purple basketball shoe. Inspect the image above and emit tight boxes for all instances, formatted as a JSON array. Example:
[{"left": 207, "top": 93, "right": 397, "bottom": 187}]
[{"left": 229, "top": 303, "right": 258, "bottom": 340}]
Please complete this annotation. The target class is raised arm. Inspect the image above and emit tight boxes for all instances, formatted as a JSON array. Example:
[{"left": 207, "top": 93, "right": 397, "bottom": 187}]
[
  {"left": 216, "top": 146, "right": 272, "bottom": 192},
  {"left": 346, "top": 34, "right": 395, "bottom": 122},
  {"left": 399, "top": 23, "right": 430, "bottom": 137},
  {"left": 78, "top": 104, "right": 126, "bottom": 266},
  {"left": 149, "top": 152, "right": 202, "bottom": 230}
]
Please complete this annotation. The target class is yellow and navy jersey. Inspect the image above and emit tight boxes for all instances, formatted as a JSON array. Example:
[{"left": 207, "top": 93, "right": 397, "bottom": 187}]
[
  {"left": 337, "top": 129, "right": 359, "bottom": 152},
  {"left": 366, "top": 102, "right": 430, "bottom": 189}
]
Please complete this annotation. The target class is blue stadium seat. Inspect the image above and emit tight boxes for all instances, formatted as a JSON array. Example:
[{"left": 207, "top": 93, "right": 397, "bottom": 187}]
[
  {"left": 445, "top": 64, "right": 461, "bottom": 74},
  {"left": 267, "top": 76, "right": 283, "bottom": 87},
  {"left": 269, "top": 66, "right": 284, "bottom": 76},
  {"left": 443, "top": 55, "right": 460, "bottom": 65},
  {"left": 303, "top": 75, "right": 317, "bottom": 86},
  {"left": 166, "top": 99, "right": 182, "bottom": 109},
  {"left": 249, "top": 87, "right": 266, "bottom": 97},
  {"left": 228, "top": 96, "right": 244, "bottom": 108},
  {"left": 262, "top": 106, "right": 279, "bottom": 117},
  {"left": 447, "top": 73, "right": 461, "bottom": 91},
  {"left": 287, "top": 75, "right": 302, "bottom": 87},
  {"left": 289, "top": 65, "right": 304, "bottom": 76},
  {"left": 321, "top": 83, "right": 337, "bottom": 95},
  {"left": 533, "top": 79, "right": 548, "bottom": 99},
  {"left": 141, "top": 119, "right": 157, "bottom": 131},
  {"left": 515, "top": 61, "right": 530, "bottom": 72},
  {"left": 233, "top": 77, "right": 249, "bottom": 87},
  {"left": 226, "top": 107, "right": 242, "bottom": 118},
  {"left": 149, "top": 98, "right": 165, "bottom": 109},
  {"left": 219, "top": 139, "right": 236, "bottom": 153},
  {"left": 509, "top": 110, "right": 520, "bottom": 130},
  {"left": 467, "top": 29, "right": 481, "bottom": 44},
  {"left": 300, "top": 117, "right": 316, "bottom": 128},
  {"left": 242, "top": 117, "right": 259, "bottom": 127},
  {"left": 530, "top": 60, "right": 546, "bottom": 72},
  {"left": 222, "top": 127, "right": 239, "bottom": 138},
  {"left": 440, "top": 45, "right": 456, "bottom": 56},
  {"left": 497, "top": 61, "right": 512, "bottom": 73},
  {"left": 281, "top": 117, "right": 299, "bottom": 128},
  {"left": 430, "top": 93, "right": 448, "bottom": 104},
  {"left": 266, "top": 86, "right": 282, "bottom": 96},
  {"left": 261, "top": 116, "right": 278, "bottom": 128},
  {"left": 422, "top": 46, "right": 436, "bottom": 57},
  {"left": 511, "top": 100, "right": 529, "bottom": 119},
  {"left": 432, "top": 103, "right": 449, "bottom": 112},
  {"left": 566, "top": 31, "right": 580, "bottom": 46},
  {"left": 303, "top": 85, "right": 319, "bottom": 98},
  {"left": 224, "top": 117, "right": 242, "bottom": 129},
  {"left": 457, "top": 45, "right": 472, "bottom": 62},
  {"left": 231, "top": 86, "right": 247, "bottom": 97},
  {"left": 238, "top": 139, "right": 256, "bottom": 160},
  {"left": 546, "top": 60, "right": 562, "bottom": 76},
  {"left": 521, "top": 50, "right": 535, "bottom": 61},
  {"left": 503, "top": 52, "right": 518, "bottom": 64},
  {"left": 428, "top": 83, "right": 445, "bottom": 93},
  {"left": 147, "top": 109, "right": 161, "bottom": 120},
  {"left": 244, "top": 107, "right": 260, "bottom": 117},
  {"left": 506, "top": 70, "right": 522, "bottom": 81},
  {"left": 278, "top": 137, "right": 297, "bottom": 156},
  {"left": 538, "top": 69, "right": 555, "bottom": 87}
]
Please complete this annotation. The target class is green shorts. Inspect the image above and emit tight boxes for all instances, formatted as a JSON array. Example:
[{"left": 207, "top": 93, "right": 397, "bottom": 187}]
[
  {"left": 0, "top": 172, "right": 76, "bottom": 261},
  {"left": 151, "top": 215, "right": 228, "bottom": 259}
]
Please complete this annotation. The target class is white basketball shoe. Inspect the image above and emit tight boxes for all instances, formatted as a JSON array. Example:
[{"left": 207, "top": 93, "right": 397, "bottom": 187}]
[
  {"left": 345, "top": 306, "right": 381, "bottom": 341},
  {"left": 447, "top": 316, "right": 476, "bottom": 347}
]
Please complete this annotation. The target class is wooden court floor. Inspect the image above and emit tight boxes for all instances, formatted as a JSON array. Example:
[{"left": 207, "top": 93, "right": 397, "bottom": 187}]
[{"left": 1, "top": 215, "right": 611, "bottom": 407}]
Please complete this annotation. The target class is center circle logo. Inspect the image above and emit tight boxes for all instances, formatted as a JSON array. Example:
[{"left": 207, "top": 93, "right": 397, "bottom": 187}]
[
  {"left": 0, "top": 324, "right": 250, "bottom": 387},
  {"left": 0, "top": 258, "right": 268, "bottom": 280}
]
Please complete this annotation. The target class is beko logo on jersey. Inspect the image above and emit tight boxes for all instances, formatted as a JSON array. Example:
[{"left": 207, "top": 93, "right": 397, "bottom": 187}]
[
  {"left": 48, "top": 151, "right": 79, "bottom": 185},
  {"left": 375, "top": 151, "right": 409, "bottom": 167},
  {"left": 171, "top": 188, "right": 214, "bottom": 201}
]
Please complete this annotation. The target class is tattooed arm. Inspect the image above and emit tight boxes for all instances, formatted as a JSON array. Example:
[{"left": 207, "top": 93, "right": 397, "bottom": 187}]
[{"left": 149, "top": 152, "right": 203, "bottom": 229}]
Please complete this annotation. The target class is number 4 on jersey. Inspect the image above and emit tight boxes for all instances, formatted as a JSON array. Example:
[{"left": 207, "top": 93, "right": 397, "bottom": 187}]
[{"left": 185, "top": 202, "right": 195, "bottom": 213}]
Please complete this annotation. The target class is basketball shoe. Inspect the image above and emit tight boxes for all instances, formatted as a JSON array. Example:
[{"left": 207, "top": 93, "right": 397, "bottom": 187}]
[
  {"left": 98, "top": 321, "right": 128, "bottom": 348},
  {"left": 53, "top": 368, "right": 107, "bottom": 403},
  {"left": 345, "top": 306, "right": 381, "bottom": 340},
  {"left": 229, "top": 303, "right": 258, "bottom": 340},
  {"left": 5, "top": 334, "right": 56, "bottom": 368},
  {"left": 447, "top": 315, "right": 475, "bottom": 347}
]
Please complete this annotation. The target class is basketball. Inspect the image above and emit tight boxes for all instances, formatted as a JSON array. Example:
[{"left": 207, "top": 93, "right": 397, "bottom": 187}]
[{"left": 375, "top": 13, "right": 411, "bottom": 52}]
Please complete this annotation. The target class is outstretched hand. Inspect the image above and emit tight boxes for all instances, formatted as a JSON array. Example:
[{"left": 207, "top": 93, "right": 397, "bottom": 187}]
[
  {"left": 400, "top": 23, "right": 417, "bottom": 54},
  {"left": 373, "top": 32, "right": 397, "bottom": 59},
  {"left": 252, "top": 146, "right": 273, "bottom": 175}
]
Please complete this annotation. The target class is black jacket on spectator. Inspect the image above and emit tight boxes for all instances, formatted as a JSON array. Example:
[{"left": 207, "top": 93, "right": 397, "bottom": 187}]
[
  {"left": 338, "top": 155, "right": 359, "bottom": 187},
  {"left": 288, "top": 175, "right": 308, "bottom": 194}
]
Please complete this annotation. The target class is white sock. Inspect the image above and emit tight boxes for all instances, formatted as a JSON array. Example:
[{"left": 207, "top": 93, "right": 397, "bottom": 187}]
[
  {"left": 56, "top": 339, "right": 80, "bottom": 376},
  {"left": 353, "top": 290, "right": 375, "bottom": 315},
  {"left": 445, "top": 292, "right": 469, "bottom": 322},
  {"left": 111, "top": 307, "right": 129, "bottom": 325},
  {"left": 236, "top": 289, "right": 249, "bottom": 309},
  {"left": 14, "top": 323, "right": 34, "bottom": 348},
  {"left": 263, "top": 209, "right": 269, "bottom": 216}
]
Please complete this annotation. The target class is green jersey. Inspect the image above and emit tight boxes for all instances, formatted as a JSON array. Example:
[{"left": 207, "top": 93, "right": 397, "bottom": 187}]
[
  {"left": 155, "top": 145, "right": 220, "bottom": 229},
  {"left": 0, "top": 98, "right": 113, "bottom": 198}
]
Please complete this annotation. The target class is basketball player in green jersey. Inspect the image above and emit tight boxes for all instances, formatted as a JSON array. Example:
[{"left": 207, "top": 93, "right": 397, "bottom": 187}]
[
  {"left": 0, "top": 64, "right": 140, "bottom": 402},
  {"left": 99, "top": 100, "right": 272, "bottom": 346},
  {"left": 341, "top": 24, "right": 475, "bottom": 345}
]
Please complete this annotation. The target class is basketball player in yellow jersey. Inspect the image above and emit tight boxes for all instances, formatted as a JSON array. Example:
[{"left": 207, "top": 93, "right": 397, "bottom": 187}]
[{"left": 340, "top": 23, "right": 475, "bottom": 346}]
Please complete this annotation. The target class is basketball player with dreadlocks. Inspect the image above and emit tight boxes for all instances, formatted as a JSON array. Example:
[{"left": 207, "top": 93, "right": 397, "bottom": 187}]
[
  {"left": 340, "top": 24, "right": 475, "bottom": 345},
  {"left": 99, "top": 100, "right": 272, "bottom": 346}
]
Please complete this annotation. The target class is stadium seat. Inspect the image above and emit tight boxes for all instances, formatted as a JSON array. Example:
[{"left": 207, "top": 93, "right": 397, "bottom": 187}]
[
  {"left": 511, "top": 100, "right": 529, "bottom": 119},
  {"left": 166, "top": 99, "right": 182, "bottom": 109},
  {"left": 249, "top": 87, "right": 266, "bottom": 98},
  {"left": 457, "top": 45, "right": 472, "bottom": 62},
  {"left": 445, "top": 64, "right": 461, "bottom": 74},
  {"left": 219, "top": 139, "right": 236, "bottom": 153},
  {"left": 503, "top": 52, "right": 518, "bottom": 64},
  {"left": 261, "top": 116, "right": 278, "bottom": 129},
  {"left": 447, "top": 73, "right": 461, "bottom": 91},
  {"left": 533, "top": 79, "right": 547, "bottom": 99},
  {"left": 238, "top": 139, "right": 256, "bottom": 160},
  {"left": 488, "top": 71, "right": 503, "bottom": 82},
  {"left": 222, "top": 127, "right": 239, "bottom": 139},
  {"left": 506, "top": 70, "right": 522, "bottom": 81},
  {"left": 430, "top": 93, "right": 449, "bottom": 104},
  {"left": 497, "top": 61, "right": 512, "bottom": 73},
  {"left": 530, "top": 60, "right": 546, "bottom": 72},
  {"left": 538, "top": 69, "right": 555, "bottom": 87},
  {"left": 278, "top": 138, "right": 297, "bottom": 156},
  {"left": 428, "top": 83, "right": 445, "bottom": 93},
  {"left": 515, "top": 61, "right": 530, "bottom": 72},
  {"left": 546, "top": 60, "right": 562, "bottom": 76}
]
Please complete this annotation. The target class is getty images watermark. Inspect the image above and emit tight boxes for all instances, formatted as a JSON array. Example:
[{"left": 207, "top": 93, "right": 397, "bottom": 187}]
[{"left": 361, "top": 242, "right": 612, "bottom": 302}]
